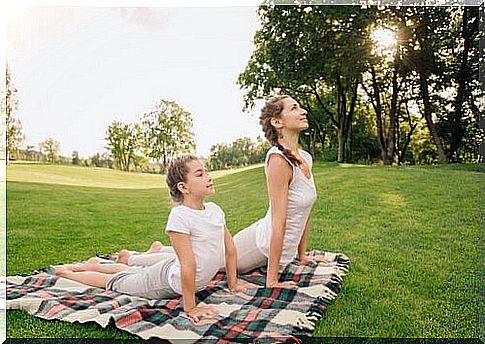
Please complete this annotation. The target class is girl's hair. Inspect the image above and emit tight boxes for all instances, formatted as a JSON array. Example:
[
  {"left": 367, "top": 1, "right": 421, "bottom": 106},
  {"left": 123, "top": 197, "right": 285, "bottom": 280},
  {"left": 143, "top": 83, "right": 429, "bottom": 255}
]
[
  {"left": 259, "top": 95, "right": 301, "bottom": 166},
  {"left": 166, "top": 155, "right": 199, "bottom": 203}
]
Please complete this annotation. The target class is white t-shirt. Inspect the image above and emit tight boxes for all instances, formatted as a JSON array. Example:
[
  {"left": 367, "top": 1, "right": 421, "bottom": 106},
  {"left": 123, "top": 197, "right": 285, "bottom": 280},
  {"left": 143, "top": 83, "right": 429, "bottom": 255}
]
[
  {"left": 165, "top": 202, "right": 226, "bottom": 295},
  {"left": 255, "top": 147, "right": 317, "bottom": 264}
]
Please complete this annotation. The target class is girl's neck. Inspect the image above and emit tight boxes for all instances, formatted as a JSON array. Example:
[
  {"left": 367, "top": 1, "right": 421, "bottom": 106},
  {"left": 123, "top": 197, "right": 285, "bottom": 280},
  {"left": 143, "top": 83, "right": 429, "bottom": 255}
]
[
  {"left": 182, "top": 196, "right": 205, "bottom": 211},
  {"left": 278, "top": 130, "right": 300, "bottom": 152}
]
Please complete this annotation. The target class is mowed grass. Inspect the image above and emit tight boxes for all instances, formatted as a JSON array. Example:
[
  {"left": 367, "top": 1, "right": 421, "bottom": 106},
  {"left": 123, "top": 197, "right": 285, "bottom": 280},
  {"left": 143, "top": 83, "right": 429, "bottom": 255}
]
[{"left": 6, "top": 162, "right": 482, "bottom": 338}]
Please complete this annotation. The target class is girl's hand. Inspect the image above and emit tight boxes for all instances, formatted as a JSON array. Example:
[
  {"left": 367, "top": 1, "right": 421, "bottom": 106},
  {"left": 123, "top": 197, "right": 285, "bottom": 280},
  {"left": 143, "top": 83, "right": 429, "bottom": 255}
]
[
  {"left": 266, "top": 280, "right": 297, "bottom": 288},
  {"left": 229, "top": 282, "right": 255, "bottom": 293},
  {"left": 184, "top": 304, "right": 219, "bottom": 323}
]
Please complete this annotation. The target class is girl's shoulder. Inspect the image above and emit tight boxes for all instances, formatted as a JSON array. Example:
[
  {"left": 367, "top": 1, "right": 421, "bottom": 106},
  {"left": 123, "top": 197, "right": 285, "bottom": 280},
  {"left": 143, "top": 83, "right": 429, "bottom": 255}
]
[{"left": 205, "top": 202, "right": 224, "bottom": 214}]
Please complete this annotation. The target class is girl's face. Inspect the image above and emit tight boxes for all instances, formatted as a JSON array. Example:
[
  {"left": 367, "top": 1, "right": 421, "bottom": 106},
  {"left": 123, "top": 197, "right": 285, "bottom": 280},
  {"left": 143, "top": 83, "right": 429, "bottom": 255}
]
[
  {"left": 179, "top": 159, "right": 214, "bottom": 199},
  {"left": 273, "top": 97, "right": 308, "bottom": 132}
]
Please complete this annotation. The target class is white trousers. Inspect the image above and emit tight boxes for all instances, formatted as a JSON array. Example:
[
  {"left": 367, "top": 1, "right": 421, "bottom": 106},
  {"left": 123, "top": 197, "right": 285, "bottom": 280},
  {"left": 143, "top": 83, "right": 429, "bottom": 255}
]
[{"left": 232, "top": 222, "right": 267, "bottom": 274}]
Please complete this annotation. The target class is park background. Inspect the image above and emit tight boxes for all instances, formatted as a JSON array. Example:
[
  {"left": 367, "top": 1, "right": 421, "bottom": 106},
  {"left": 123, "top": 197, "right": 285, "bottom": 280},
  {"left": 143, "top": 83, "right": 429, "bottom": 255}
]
[{"left": 3, "top": 1, "right": 483, "bottom": 339}]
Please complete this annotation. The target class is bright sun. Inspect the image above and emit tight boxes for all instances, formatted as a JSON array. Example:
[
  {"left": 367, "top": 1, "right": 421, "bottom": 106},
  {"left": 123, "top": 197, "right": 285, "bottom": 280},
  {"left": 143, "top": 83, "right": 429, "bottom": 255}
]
[{"left": 371, "top": 27, "right": 397, "bottom": 51}]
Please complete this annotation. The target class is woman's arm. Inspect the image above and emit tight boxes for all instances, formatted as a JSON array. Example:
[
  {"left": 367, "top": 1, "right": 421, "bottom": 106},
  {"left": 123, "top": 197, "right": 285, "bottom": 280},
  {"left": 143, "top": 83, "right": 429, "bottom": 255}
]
[
  {"left": 223, "top": 226, "right": 238, "bottom": 290},
  {"left": 297, "top": 216, "right": 331, "bottom": 265},
  {"left": 297, "top": 216, "right": 311, "bottom": 261},
  {"left": 266, "top": 154, "right": 293, "bottom": 287}
]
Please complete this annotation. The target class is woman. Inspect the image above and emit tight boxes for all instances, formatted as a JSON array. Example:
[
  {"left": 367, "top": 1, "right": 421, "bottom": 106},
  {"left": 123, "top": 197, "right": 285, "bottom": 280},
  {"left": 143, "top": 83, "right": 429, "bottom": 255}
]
[{"left": 233, "top": 95, "right": 327, "bottom": 288}]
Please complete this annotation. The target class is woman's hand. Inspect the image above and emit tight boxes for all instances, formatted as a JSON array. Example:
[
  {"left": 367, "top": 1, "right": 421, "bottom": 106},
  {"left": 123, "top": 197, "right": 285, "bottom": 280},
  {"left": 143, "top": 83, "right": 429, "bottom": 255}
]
[
  {"left": 299, "top": 252, "right": 332, "bottom": 265},
  {"left": 184, "top": 304, "right": 219, "bottom": 323}
]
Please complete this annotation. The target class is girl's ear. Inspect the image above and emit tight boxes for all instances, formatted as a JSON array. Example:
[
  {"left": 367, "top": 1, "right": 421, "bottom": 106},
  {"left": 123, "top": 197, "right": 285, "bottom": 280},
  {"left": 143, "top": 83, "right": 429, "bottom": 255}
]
[
  {"left": 177, "top": 182, "right": 188, "bottom": 194},
  {"left": 270, "top": 118, "right": 282, "bottom": 129}
]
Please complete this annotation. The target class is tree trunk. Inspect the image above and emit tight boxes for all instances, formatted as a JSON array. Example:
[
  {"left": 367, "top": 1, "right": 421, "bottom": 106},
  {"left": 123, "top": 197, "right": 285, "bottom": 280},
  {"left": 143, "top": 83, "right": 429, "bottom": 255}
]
[
  {"left": 388, "top": 43, "right": 401, "bottom": 164},
  {"left": 337, "top": 129, "right": 346, "bottom": 163},
  {"left": 369, "top": 68, "right": 392, "bottom": 165},
  {"left": 449, "top": 7, "right": 478, "bottom": 161},
  {"left": 416, "top": 10, "right": 449, "bottom": 164}
]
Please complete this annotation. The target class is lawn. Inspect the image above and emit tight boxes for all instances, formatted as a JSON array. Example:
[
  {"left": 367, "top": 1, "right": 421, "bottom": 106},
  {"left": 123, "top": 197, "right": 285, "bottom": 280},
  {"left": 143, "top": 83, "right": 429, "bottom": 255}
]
[{"left": 6, "top": 162, "right": 482, "bottom": 338}]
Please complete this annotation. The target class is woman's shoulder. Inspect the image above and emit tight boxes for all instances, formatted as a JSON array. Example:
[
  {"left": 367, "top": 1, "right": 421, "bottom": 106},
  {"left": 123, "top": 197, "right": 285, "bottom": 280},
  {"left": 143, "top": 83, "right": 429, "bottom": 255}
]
[
  {"left": 265, "top": 145, "right": 281, "bottom": 157},
  {"left": 265, "top": 146, "right": 292, "bottom": 165},
  {"left": 299, "top": 149, "right": 313, "bottom": 164}
]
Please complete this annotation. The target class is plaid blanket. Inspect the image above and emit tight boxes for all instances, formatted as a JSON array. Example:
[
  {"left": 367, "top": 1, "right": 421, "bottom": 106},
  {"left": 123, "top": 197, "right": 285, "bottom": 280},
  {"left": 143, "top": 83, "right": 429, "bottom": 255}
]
[{"left": 7, "top": 250, "right": 349, "bottom": 343}]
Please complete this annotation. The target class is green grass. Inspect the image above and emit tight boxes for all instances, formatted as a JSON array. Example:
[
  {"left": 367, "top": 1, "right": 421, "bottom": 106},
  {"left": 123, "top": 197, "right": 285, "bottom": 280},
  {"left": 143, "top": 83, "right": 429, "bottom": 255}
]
[{"left": 6, "top": 162, "right": 482, "bottom": 338}]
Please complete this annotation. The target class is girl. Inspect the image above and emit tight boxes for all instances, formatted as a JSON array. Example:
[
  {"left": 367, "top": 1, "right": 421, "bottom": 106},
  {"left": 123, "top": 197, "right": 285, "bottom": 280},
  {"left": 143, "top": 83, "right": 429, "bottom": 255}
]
[{"left": 55, "top": 155, "right": 244, "bottom": 322}]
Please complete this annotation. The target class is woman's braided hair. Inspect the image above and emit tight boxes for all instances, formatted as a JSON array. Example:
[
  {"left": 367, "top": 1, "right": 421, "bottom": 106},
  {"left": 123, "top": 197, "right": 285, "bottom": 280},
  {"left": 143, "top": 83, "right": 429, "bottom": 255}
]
[
  {"left": 165, "top": 155, "right": 199, "bottom": 204},
  {"left": 259, "top": 95, "right": 302, "bottom": 166}
]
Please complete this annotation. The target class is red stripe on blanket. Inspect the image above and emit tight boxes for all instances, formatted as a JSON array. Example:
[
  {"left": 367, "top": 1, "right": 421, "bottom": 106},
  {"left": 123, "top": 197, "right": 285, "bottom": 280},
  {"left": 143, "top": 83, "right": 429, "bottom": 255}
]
[
  {"left": 293, "top": 264, "right": 306, "bottom": 282},
  {"left": 45, "top": 303, "right": 67, "bottom": 317},
  {"left": 116, "top": 310, "right": 143, "bottom": 328}
]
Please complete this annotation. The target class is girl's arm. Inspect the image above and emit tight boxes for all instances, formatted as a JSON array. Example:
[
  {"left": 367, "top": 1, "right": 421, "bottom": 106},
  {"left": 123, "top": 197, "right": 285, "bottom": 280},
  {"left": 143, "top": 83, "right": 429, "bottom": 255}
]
[
  {"left": 223, "top": 226, "right": 238, "bottom": 290},
  {"left": 169, "top": 232, "right": 218, "bottom": 320},
  {"left": 266, "top": 154, "right": 293, "bottom": 287},
  {"left": 169, "top": 232, "right": 197, "bottom": 311}
]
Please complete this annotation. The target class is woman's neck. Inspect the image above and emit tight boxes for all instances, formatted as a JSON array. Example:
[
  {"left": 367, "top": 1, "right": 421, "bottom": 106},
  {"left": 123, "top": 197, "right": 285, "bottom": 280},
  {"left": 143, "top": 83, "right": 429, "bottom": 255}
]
[
  {"left": 182, "top": 196, "right": 205, "bottom": 210},
  {"left": 278, "top": 130, "right": 300, "bottom": 152}
]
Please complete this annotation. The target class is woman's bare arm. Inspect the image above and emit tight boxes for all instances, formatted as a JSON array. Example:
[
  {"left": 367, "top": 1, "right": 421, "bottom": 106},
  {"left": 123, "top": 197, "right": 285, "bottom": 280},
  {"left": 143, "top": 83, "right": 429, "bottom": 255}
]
[{"left": 265, "top": 154, "right": 293, "bottom": 287}]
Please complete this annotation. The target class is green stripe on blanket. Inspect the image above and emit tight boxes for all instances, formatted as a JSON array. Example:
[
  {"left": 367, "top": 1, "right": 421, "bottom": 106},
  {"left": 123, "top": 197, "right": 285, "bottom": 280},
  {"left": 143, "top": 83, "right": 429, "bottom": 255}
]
[{"left": 7, "top": 250, "right": 349, "bottom": 342}]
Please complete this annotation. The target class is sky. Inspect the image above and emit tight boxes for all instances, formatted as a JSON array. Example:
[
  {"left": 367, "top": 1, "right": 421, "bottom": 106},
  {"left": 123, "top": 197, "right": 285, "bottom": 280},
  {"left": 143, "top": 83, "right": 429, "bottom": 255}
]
[{"left": 6, "top": 5, "right": 264, "bottom": 158}]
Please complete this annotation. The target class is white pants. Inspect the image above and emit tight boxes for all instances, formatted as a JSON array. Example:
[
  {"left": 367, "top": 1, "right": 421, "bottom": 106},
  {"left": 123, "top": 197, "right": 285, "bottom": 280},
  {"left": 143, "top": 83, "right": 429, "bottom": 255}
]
[
  {"left": 233, "top": 222, "right": 267, "bottom": 274},
  {"left": 126, "top": 228, "right": 268, "bottom": 274},
  {"left": 106, "top": 253, "right": 178, "bottom": 299},
  {"left": 127, "top": 246, "right": 176, "bottom": 267}
]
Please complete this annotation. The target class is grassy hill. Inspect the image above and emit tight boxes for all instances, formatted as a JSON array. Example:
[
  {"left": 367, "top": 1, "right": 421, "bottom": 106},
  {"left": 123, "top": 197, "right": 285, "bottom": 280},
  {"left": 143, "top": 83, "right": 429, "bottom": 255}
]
[{"left": 6, "top": 162, "right": 482, "bottom": 338}]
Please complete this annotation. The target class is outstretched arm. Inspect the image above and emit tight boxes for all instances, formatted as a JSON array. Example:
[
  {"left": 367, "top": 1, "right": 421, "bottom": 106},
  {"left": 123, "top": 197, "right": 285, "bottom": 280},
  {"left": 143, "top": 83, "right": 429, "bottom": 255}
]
[
  {"left": 297, "top": 217, "right": 331, "bottom": 265},
  {"left": 266, "top": 154, "right": 293, "bottom": 287},
  {"left": 223, "top": 226, "right": 238, "bottom": 290},
  {"left": 169, "top": 231, "right": 218, "bottom": 321},
  {"left": 297, "top": 216, "right": 311, "bottom": 261}
]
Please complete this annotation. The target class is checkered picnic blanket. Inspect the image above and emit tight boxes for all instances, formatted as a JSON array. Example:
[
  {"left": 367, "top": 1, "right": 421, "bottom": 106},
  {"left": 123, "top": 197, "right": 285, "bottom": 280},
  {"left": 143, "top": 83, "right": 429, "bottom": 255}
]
[{"left": 7, "top": 250, "right": 349, "bottom": 343}]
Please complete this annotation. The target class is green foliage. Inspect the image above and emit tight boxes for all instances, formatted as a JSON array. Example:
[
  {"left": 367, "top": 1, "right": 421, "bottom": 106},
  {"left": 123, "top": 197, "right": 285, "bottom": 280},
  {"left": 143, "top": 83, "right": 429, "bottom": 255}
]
[
  {"left": 40, "top": 138, "right": 61, "bottom": 163},
  {"left": 208, "top": 137, "right": 269, "bottom": 170},
  {"left": 3, "top": 65, "right": 24, "bottom": 162},
  {"left": 141, "top": 100, "right": 196, "bottom": 169},
  {"left": 238, "top": 5, "right": 481, "bottom": 165},
  {"left": 6, "top": 163, "right": 481, "bottom": 337},
  {"left": 71, "top": 151, "right": 81, "bottom": 165},
  {"left": 106, "top": 121, "right": 140, "bottom": 172},
  {"left": 409, "top": 125, "right": 439, "bottom": 165}
]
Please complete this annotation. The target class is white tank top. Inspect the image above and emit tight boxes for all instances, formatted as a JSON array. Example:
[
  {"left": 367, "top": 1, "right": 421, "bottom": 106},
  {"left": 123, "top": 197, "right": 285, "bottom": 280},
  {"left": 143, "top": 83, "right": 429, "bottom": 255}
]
[{"left": 255, "top": 146, "right": 317, "bottom": 264}]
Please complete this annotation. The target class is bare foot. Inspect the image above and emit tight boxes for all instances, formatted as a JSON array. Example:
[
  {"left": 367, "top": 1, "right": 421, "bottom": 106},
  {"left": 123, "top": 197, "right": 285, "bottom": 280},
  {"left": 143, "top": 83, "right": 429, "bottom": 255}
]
[
  {"left": 72, "top": 257, "right": 100, "bottom": 272},
  {"left": 147, "top": 241, "right": 164, "bottom": 253},
  {"left": 55, "top": 266, "right": 73, "bottom": 277},
  {"left": 116, "top": 249, "right": 131, "bottom": 264}
]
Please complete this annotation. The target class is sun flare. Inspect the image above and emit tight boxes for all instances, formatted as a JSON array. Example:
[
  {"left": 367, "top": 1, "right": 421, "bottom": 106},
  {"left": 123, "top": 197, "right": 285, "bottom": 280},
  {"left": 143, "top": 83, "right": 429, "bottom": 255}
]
[{"left": 371, "top": 27, "right": 397, "bottom": 51}]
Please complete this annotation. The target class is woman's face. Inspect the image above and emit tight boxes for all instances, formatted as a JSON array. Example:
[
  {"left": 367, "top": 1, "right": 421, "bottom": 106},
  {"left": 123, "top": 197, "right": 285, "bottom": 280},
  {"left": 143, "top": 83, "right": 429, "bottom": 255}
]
[{"left": 277, "top": 97, "right": 308, "bottom": 132}]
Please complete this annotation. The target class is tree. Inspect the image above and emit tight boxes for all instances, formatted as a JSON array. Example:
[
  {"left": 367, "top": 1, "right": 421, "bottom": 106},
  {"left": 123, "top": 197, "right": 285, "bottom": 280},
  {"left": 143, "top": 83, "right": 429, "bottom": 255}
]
[
  {"left": 40, "top": 138, "right": 60, "bottom": 163},
  {"left": 238, "top": 5, "right": 375, "bottom": 163},
  {"left": 72, "top": 150, "right": 81, "bottom": 165},
  {"left": 141, "top": 100, "right": 196, "bottom": 170},
  {"left": 106, "top": 121, "right": 140, "bottom": 172},
  {"left": 208, "top": 136, "right": 268, "bottom": 170},
  {"left": 3, "top": 64, "right": 24, "bottom": 163}
]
